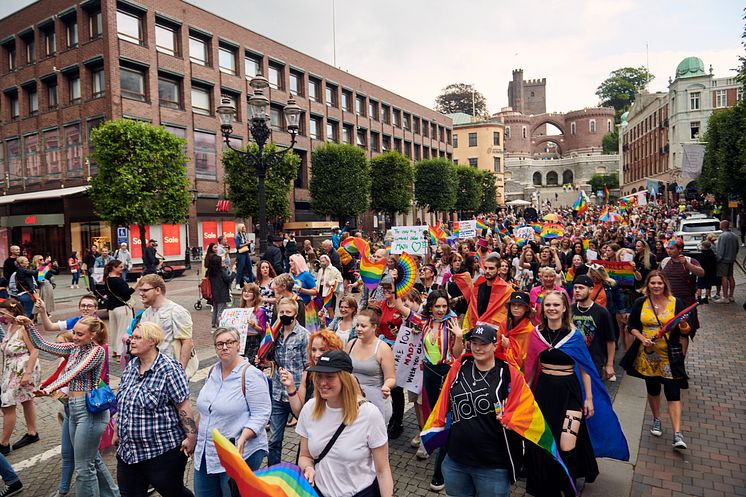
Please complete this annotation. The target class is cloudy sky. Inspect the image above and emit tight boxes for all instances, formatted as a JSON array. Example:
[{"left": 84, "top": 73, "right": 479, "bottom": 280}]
[{"left": 2, "top": 0, "right": 742, "bottom": 114}]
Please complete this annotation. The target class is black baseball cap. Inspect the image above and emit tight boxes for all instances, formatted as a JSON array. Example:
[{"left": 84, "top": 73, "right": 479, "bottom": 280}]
[
  {"left": 466, "top": 324, "right": 498, "bottom": 344},
  {"left": 573, "top": 275, "right": 594, "bottom": 288},
  {"left": 307, "top": 350, "right": 353, "bottom": 373},
  {"left": 507, "top": 292, "right": 530, "bottom": 307}
]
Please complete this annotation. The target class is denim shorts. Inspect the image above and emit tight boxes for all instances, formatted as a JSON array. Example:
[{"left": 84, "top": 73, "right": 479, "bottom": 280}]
[{"left": 442, "top": 454, "right": 511, "bottom": 497}]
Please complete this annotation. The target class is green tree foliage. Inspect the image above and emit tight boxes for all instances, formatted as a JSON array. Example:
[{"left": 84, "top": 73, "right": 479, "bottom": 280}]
[
  {"left": 414, "top": 159, "right": 457, "bottom": 214},
  {"left": 478, "top": 171, "right": 499, "bottom": 213},
  {"left": 596, "top": 67, "right": 654, "bottom": 120},
  {"left": 224, "top": 143, "right": 300, "bottom": 222},
  {"left": 454, "top": 165, "right": 483, "bottom": 214},
  {"left": 698, "top": 105, "right": 746, "bottom": 200},
  {"left": 370, "top": 151, "right": 414, "bottom": 223},
  {"left": 435, "top": 83, "right": 488, "bottom": 116},
  {"left": 89, "top": 119, "right": 190, "bottom": 255},
  {"left": 589, "top": 173, "right": 619, "bottom": 192},
  {"left": 602, "top": 130, "right": 619, "bottom": 154},
  {"left": 310, "top": 144, "right": 371, "bottom": 223}
]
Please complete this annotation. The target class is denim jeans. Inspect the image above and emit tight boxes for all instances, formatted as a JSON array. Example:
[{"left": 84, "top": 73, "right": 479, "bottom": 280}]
[
  {"left": 193, "top": 450, "right": 266, "bottom": 497},
  {"left": 117, "top": 447, "right": 193, "bottom": 497},
  {"left": 67, "top": 397, "right": 120, "bottom": 497},
  {"left": 72, "top": 270, "right": 81, "bottom": 286},
  {"left": 442, "top": 454, "right": 511, "bottom": 497},
  {"left": 60, "top": 404, "right": 75, "bottom": 494},
  {"left": 0, "top": 452, "right": 19, "bottom": 486},
  {"left": 211, "top": 302, "right": 227, "bottom": 328},
  {"left": 17, "top": 293, "right": 34, "bottom": 318},
  {"left": 268, "top": 399, "right": 292, "bottom": 466},
  {"left": 235, "top": 253, "right": 255, "bottom": 285}
]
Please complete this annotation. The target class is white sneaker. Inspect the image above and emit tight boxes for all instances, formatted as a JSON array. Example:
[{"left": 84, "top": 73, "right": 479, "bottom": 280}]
[
  {"left": 410, "top": 435, "right": 421, "bottom": 448},
  {"left": 712, "top": 295, "right": 727, "bottom": 304},
  {"left": 416, "top": 445, "right": 430, "bottom": 460}
]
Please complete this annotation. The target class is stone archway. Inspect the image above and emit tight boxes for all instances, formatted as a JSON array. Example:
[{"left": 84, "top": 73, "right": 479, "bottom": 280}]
[
  {"left": 532, "top": 136, "right": 563, "bottom": 158},
  {"left": 546, "top": 171, "right": 558, "bottom": 186},
  {"left": 562, "top": 169, "right": 573, "bottom": 185},
  {"left": 533, "top": 171, "right": 542, "bottom": 186},
  {"left": 530, "top": 115, "right": 566, "bottom": 137}
]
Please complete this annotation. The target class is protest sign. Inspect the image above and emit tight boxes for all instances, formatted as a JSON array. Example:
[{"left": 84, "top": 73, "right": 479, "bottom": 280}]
[
  {"left": 456, "top": 220, "right": 477, "bottom": 239},
  {"left": 391, "top": 225, "right": 428, "bottom": 255},
  {"left": 391, "top": 325, "right": 424, "bottom": 394}
]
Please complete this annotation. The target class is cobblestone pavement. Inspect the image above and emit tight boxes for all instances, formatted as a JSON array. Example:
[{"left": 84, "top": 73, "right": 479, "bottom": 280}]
[{"left": 3, "top": 270, "right": 743, "bottom": 496}]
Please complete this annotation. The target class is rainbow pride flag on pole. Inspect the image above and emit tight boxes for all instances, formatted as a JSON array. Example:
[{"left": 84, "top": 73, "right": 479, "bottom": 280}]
[
  {"left": 572, "top": 192, "right": 588, "bottom": 216},
  {"left": 655, "top": 302, "right": 698, "bottom": 339},
  {"left": 476, "top": 218, "right": 489, "bottom": 232},
  {"left": 212, "top": 429, "right": 319, "bottom": 497},
  {"left": 428, "top": 224, "right": 446, "bottom": 245},
  {"left": 342, "top": 237, "right": 386, "bottom": 289},
  {"left": 604, "top": 184, "right": 610, "bottom": 203},
  {"left": 257, "top": 320, "right": 282, "bottom": 360}
]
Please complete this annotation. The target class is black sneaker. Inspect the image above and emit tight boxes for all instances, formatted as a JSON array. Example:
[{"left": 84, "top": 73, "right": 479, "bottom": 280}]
[
  {"left": 11, "top": 433, "right": 39, "bottom": 451},
  {"left": 429, "top": 477, "right": 445, "bottom": 492},
  {"left": 387, "top": 424, "right": 403, "bottom": 440},
  {"left": 0, "top": 444, "right": 9, "bottom": 456},
  {"left": 0, "top": 480, "right": 23, "bottom": 497}
]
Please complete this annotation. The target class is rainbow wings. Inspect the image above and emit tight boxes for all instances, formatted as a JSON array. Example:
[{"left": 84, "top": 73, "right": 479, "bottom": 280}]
[{"left": 212, "top": 429, "right": 319, "bottom": 497}]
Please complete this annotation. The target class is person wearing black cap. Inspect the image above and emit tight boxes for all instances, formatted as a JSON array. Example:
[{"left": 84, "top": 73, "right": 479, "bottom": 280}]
[
  {"left": 499, "top": 292, "right": 534, "bottom": 370},
  {"left": 263, "top": 235, "right": 286, "bottom": 276},
  {"left": 296, "top": 350, "right": 394, "bottom": 497},
  {"left": 571, "top": 275, "right": 617, "bottom": 382}
]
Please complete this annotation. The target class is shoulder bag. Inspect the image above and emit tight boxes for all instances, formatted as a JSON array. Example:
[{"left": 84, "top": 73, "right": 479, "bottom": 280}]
[
  {"left": 86, "top": 350, "right": 117, "bottom": 413},
  {"left": 649, "top": 297, "right": 688, "bottom": 380},
  {"left": 106, "top": 278, "right": 135, "bottom": 317}
]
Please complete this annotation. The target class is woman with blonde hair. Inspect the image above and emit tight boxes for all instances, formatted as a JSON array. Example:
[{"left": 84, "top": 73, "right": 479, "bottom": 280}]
[
  {"left": 316, "top": 254, "right": 343, "bottom": 318},
  {"left": 31, "top": 255, "right": 56, "bottom": 314},
  {"left": 297, "top": 350, "right": 394, "bottom": 497},
  {"left": 229, "top": 283, "right": 267, "bottom": 361}
]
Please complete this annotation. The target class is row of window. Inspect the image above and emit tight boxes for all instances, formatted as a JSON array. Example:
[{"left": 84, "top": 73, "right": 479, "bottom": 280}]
[
  {"left": 452, "top": 131, "right": 502, "bottom": 148},
  {"left": 460, "top": 156, "right": 502, "bottom": 173},
  {"left": 531, "top": 170, "right": 574, "bottom": 186}
]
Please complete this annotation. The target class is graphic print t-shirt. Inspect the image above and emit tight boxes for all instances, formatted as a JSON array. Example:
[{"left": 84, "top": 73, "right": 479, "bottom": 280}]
[{"left": 571, "top": 302, "right": 615, "bottom": 368}]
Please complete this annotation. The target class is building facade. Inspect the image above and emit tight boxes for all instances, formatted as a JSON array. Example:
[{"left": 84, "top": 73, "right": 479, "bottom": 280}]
[
  {"left": 449, "top": 112, "right": 505, "bottom": 205},
  {"left": 0, "top": 0, "right": 452, "bottom": 263},
  {"left": 507, "top": 69, "right": 546, "bottom": 117}
]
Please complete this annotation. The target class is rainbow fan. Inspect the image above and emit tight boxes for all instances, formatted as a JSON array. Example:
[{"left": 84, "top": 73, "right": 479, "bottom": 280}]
[{"left": 395, "top": 252, "right": 417, "bottom": 296}]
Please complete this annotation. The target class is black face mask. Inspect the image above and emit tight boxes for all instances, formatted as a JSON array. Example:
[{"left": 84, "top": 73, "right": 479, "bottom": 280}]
[{"left": 279, "top": 314, "right": 294, "bottom": 326}]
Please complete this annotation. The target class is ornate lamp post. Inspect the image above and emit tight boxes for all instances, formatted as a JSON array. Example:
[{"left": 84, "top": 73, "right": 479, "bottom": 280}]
[{"left": 216, "top": 76, "right": 301, "bottom": 256}]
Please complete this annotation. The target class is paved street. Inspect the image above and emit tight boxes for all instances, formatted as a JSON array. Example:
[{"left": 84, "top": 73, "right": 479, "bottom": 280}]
[{"left": 3, "top": 267, "right": 746, "bottom": 497}]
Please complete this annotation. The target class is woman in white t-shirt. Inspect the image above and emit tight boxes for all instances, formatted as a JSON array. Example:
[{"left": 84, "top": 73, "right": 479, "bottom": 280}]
[{"left": 296, "top": 350, "right": 394, "bottom": 497}]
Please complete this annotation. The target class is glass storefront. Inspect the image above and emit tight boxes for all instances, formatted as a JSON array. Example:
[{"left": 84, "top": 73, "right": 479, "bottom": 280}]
[{"left": 70, "top": 221, "right": 111, "bottom": 259}]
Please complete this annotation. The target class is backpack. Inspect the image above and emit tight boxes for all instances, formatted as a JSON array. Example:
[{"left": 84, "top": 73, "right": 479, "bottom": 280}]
[{"left": 338, "top": 247, "right": 352, "bottom": 266}]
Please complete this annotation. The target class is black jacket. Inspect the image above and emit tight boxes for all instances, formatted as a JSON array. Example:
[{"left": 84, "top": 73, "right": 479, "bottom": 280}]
[
  {"left": 264, "top": 245, "right": 285, "bottom": 275},
  {"left": 2, "top": 257, "right": 17, "bottom": 281},
  {"left": 105, "top": 276, "right": 135, "bottom": 311}
]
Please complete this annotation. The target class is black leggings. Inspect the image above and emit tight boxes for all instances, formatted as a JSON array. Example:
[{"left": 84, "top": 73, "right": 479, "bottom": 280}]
[{"left": 645, "top": 377, "right": 681, "bottom": 402}]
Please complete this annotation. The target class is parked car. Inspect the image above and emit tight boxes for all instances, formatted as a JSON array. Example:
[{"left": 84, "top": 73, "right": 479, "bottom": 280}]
[{"left": 675, "top": 216, "right": 721, "bottom": 254}]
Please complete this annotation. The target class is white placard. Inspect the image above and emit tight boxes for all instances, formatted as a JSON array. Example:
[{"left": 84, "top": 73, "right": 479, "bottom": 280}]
[
  {"left": 456, "top": 220, "right": 477, "bottom": 239},
  {"left": 219, "top": 307, "right": 258, "bottom": 355},
  {"left": 391, "top": 325, "right": 425, "bottom": 394},
  {"left": 514, "top": 226, "right": 535, "bottom": 241},
  {"left": 391, "top": 225, "right": 429, "bottom": 255}
]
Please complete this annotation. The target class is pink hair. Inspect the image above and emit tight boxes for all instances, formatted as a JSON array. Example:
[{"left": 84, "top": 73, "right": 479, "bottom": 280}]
[{"left": 290, "top": 253, "right": 309, "bottom": 273}]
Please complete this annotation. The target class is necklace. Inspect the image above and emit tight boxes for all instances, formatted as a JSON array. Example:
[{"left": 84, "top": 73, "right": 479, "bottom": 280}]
[
  {"left": 544, "top": 327, "right": 564, "bottom": 349},
  {"left": 575, "top": 302, "right": 593, "bottom": 314},
  {"left": 471, "top": 362, "right": 490, "bottom": 386}
]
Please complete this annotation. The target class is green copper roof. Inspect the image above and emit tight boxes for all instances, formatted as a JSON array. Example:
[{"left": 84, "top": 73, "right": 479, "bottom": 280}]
[{"left": 675, "top": 57, "right": 705, "bottom": 79}]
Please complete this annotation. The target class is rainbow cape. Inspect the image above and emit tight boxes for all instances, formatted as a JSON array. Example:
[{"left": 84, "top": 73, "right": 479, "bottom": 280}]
[
  {"left": 655, "top": 302, "right": 698, "bottom": 339},
  {"left": 420, "top": 352, "right": 575, "bottom": 493},
  {"left": 572, "top": 193, "right": 588, "bottom": 216},
  {"left": 540, "top": 223, "right": 564, "bottom": 239},
  {"left": 212, "top": 429, "right": 319, "bottom": 497},
  {"left": 591, "top": 260, "right": 635, "bottom": 287},
  {"left": 257, "top": 320, "right": 282, "bottom": 359}
]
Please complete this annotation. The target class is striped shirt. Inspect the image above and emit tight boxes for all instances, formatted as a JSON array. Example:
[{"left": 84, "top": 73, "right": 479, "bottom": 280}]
[
  {"left": 28, "top": 325, "right": 105, "bottom": 393},
  {"left": 116, "top": 351, "right": 190, "bottom": 464}
]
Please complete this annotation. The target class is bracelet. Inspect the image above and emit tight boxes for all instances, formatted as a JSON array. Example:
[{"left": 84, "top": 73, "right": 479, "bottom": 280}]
[{"left": 288, "top": 389, "right": 298, "bottom": 397}]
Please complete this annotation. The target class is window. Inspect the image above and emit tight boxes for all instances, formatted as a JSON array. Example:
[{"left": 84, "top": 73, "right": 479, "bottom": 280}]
[
  {"left": 44, "top": 129, "right": 60, "bottom": 176},
  {"left": 423, "top": 147, "right": 430, "bottom": 159},
  {"left": 6, "top": 139, "right": 21, "bottom": 186},
  {"left": 431, "top": 122, "right": 437, "bottom": 138},
  {"left": 245, "top": 53, "right": 261, "bottom": 78},
  {"left": 342, "top": 125, "right": 353, "bottom": 144},
  {"left": 309, "top": 116, "right": 322, "bottom": 139},
  {"left": 155, "top": 24, "right": 177, "bottom": 56},
  {"left": 218, "top": 44, "right": 236, "bottom": 74},
  {"left": 342, "top": 90, "right": 352, "bottom": 111},
  {"left": 546, "top": 171, "right": 558, "bottom": 186},
  {"left": 371, "top": 131, "right": 380, "bottom": 152},
  {"left": 191, "top": 86, "right": 211, "bottom": 115},
  {"left": 394, "top": 137, "right": 402, "bottom": 153},
  {"left": 268, "top": 63, "right": 283, "bottom": 90},
  {"left": 8, "top": 93, "right": 19, "bottom": 118},
  {"left": 715, "top": 90, "right": 727, "bottom": 108},
  {"left": 91, "top": 68, "right": 105, "bottom": 98},
  {"left": 65, "top": 17, "right": 78, "bottom": 48},
  {"left": 382, "top": 105, "right": 390, "bottom": 124},
  {"left": 43, "top": 28, "right": 56, "bottom": 56},
  {"left": 89, "top": 10, "right": 103, "bottom": 39},
  {"left": 413, "top": 117, "right": 420, "bottom": 134},
  {"left": 24, "top": 134, "right": 40, "bottom": 181},
  {"left": 690, "top": 121, "right": 700, "bottom": 140},
  {"left": 505, "top": 126, "right": 510, "bottom": 138},
  {"left": 326, "top": 121, "right": 338, "bottom": 142},
  {"left": 493, "top": 131, "right": 500, "bottom": 146},
  {"left": 453, "top": 134, "right": 458, "bottom": 148},
  {"left": 422, "top": 120, "right": 429, "bottom": 137},
  {"left": 532, "top": 171, "right": 542, "bottom": 185},
  {"left": 562, "top": 170, "right": 573, "bottom": 184},
  {"left": 158, "top": 76, "right": 181, "bottom": 109},
  {"left": 308, "top": 77, "right": 320, "bottom": 102},
  {"left": 357, "top": 129, "right": 367, "bottom": 147},
  {"left": 355, "top": 95, "right": 365, "bottom": 116},
  {"left": 7, "top": 44, "right": 16, "bottom": 71},
  {"left": 493, "top": 156, "right": 501, "bottom": 172},
  {"left": 413, "top": 144, "right": 420, "bottom": 160},
  {"left": 269, "top": 106, "right": 283, "bottom": 131},
  {"left": 393, "top": 109, "right": 401, "bottom": 127},
  {"left": 289, "top": 71, "right": 302, "bottom": 96},
  {"left": 64, "top": 123, "right": 82, "bottom": 172},
  {"left": 689, "top": 91, "right": 700, "bottom": 110},
  {"left": 120, "top": 67, "right": 146, "bottom": 101},
  {"left": 68, "top": 74, "right": 81, "bottom": 104},
  {"left": 189, "top": 36, "right": 209, "bottom": 65},
  {"left": 521, "top": 126, "right": 527, "bottom": 138},
  {"left": 403, "top": 141, "right": 411, "bottom": 159},
  {"left": 46, "top": 81, "right": 58, "bottom": 109},
  {"left": 27, "top": 87, "right": 38, "bottom": 114},
  {"left": 468, "top": 158, "right": 478, "bottom": 167},
  {"left": 382, "top": 135, "right": 391, "bottom": 151},
  {"left": 403, "top": 113, "right": 410, "bottom": 130},
  {"left": 194, "top": 131, "right": 216, "bottom": 179},
  {"left": 369, "top": 100, "right": 378, "bottom": 120},
  {"left": 325, "top": 84, "right": 337, "bottom": 107},
  {"left": 589, "top": 120, "right": 596, "bottom": 133},
  {"left": 468, "top": 132, "right": 477, "bottom": 147},
  {"left": 24, "top": 36, "right": 35, "bottom": 64},
  {"left": 117, "top": 10, "right": 143, "bottom": 44}
]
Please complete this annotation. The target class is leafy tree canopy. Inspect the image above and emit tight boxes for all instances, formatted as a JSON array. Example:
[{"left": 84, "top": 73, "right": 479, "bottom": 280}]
[
  {"left": 435, "top": 83, "right": 488, "bottom": 116},
  {"left": 602, "top": 130, "right": 619, "bottom": 154},
  {"left": 370, "top": 151, "right": 414, "bottom": 219},
  {"left": 698, "top": 105, "right": 746, "bottom": 201},
  {"left": 310, "top": 144, "right": 371, "bottom": 223},
  {"left": 478, "top": 170, "right": 499, "bottom": 213},
  {"left": 414, "top": 159, "right": 457, "bottom": 213},
  {"left": 596, "top": 67, "right": 654, "bottom": 120},
  {"left": 454, "top": 165, "right": 483, "bottom": 213},
  {"left": 589, "top": 172, "right": 619, "bottom": 192}
]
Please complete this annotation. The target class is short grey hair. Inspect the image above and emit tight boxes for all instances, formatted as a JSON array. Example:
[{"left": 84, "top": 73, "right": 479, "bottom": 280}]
[{"left": 213, "top": 327, "right": 240, "bottom": 344}]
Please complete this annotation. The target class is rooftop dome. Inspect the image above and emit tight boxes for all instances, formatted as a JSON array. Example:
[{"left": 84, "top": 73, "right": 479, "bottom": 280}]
[{"left": 675, "top": 57, "right": 705, "bottom": 79}]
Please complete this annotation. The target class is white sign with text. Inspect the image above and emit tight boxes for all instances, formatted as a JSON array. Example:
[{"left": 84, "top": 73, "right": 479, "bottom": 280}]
[{"left": 391, "top": 225, "right": 429, "bottom": 255}]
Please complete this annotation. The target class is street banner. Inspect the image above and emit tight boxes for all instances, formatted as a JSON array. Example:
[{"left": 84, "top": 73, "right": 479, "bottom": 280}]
[
  {"left": 129, "top": 225, "right": 151, "bottom": 259},
  {"left": 162, "top": 224, "right": 181, "bottom": 257},
  {"left": 391, "top": 225, "right": 428, "bottom": 255},
  {"left": 391, "top": 325, "right": 424, "bottom": 394},
  {"left": 456, "top": 220, "right": 477, "bottom": 239}
]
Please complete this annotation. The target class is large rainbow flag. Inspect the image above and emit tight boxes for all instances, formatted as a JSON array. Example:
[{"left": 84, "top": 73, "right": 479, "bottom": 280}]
[
  {"left": 540, "top": 223, "right": 564, "bottom": 239},
  {"left": 530, "top": 222, "right": 542, "bottom": 234},
  {"left": 476, "top": 218, "right": 489, "bottom": 232},
  {"left": 212, "top": 429, "right": 319, "bottom": 497},
  {"left": 428, "top": 224, "right": 447, "bottom": 245},
  {"left": 420, "top": 353, "right": 575, "bottom": 493},
  {"left": 572, "top": 193, "right": 588, "bottom": 216},
  {"left": 257, "top": 320, "right": 282, "bottom": 359},
  {"left": 342, "top": 237, "right": 386, "bottom": 289},
  {"left": 591, "top": 260, "right": 635, "bottom": 287}
]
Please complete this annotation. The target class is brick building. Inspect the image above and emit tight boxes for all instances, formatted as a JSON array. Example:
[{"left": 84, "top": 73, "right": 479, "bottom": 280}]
[{"left": 0, "top": 0, "right": 452, "bottom": 264}]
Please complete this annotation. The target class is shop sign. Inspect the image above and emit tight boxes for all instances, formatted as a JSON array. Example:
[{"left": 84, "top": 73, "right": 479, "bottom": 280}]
[
  {"left": 201, "top": 221, "right": 218, "bottom": 248},
  {"left": 221, "top": 221, "right": 236, "bottom": 248},
  {"left": 129, "top": 225, "right": 151, "bottom": 259},
  {"left": 162, "top": 224, "right": 182, "bottom": 257}
]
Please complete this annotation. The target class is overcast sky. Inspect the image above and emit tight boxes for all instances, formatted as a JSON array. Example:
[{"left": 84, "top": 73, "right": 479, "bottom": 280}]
[{"left": 2, "top": 0, "right": 743, "bottom": 114}]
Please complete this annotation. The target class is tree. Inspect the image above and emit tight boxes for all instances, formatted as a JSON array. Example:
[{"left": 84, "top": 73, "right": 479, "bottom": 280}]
[
  {"left": 414, "top": 159, "right": 457, "bottom": 215},
  {"left": 89, "top": 119, "right": 190, "bottom": 256},
  {"left": 602, "top": 130, "right": 619, "bottom": 154},
  {"left": 224, "top": 143, "right": 300, "bottom": 222},
  {"left": 370, "top": 151, "right": 414, "bottom": 226},
  {"left": 435, "top": 83, "right": 487, "bottom": 116},
  {"left": 310, "top": 144, "right": 371, "bottom": 224},
  {"left": 478, "top": 171, "right": 499, "bottom": 213},
  {"left": 454, "top": 165, "right": 483, "bottom": 214},
  {"left": 698, "top": 104, "right": 746, "bottom": 201},
  {"left": 589, "top": 172, "right": 619, "bottom": 192},
  {"left": 596, "top": 67, "right": 654, "bottom": 120}
]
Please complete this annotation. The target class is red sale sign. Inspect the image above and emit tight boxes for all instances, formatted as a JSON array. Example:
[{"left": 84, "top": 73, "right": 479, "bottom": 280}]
[
  {"left": 201, "top": 221, "right": 218, "bottom": 248},
  {"left": 221, "top": 221, "right": 236, "bottom": 249},
  {"left": 130, "top": 225, "right": 151, "bottom": 259},
  {"left": 162, "top": 224, "right": 181, "bottom": 257}
]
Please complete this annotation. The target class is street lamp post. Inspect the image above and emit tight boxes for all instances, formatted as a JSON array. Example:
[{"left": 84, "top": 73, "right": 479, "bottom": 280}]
[{"left": 216, "top": 76, "right": 301, "bottom": 256}]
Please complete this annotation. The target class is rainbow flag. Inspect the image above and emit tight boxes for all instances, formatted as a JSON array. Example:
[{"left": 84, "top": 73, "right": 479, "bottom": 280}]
[
  {"left": 592, "top": 260, "right": 635, "bottom": 287},
  {"left": 476, "top": 218, "right": 489, "bottom": 232},
  {"left": 304, "top": 300, "right": 321, "bottom": 333},
  {"left": 572, "top": 193, "right": 588, "bottom": 216},
  {"left": 212, "top": 429, "right": 319, "bottom": 497},
  {"left": 341, "top": 237, "right": 368, "bottom": 257},
  {"left": 599, "top": 205, "right": 610, "bottom": 222},
  {"left": 428, "top": 224, "right": 446, "bottom": 245},
  {"left": 530, "top": 222, "right": 542, "bottom": 234},
  {"left": 421, "top": 353, "right": 575, "bottom": 493},
  {"left": 497, "top": 224, "right": 508, "bottom": 236},
  {"left": 257, "top": 320, "right": 282, "bottom": 360},
  {"left": 540, "top": 223, "right": 564, "bottom": 239},
  {"left": 604, "top": 184, "right": 610, "bottom": 203},
  {"left": 452, "top": 222, "right": 460, "bottom": 238},
  {"left": 655, "top": 302, "right": 698, "bottom": 339},
  {"left": 37, "top": 264, "right": 51, "bottom": 283},
  {"left": 359, "top": 251, "right": 386, "bottom": 290}
]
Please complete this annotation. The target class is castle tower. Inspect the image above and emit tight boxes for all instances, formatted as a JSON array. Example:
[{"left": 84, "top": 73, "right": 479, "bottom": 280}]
[{"left": 507, "top": 69, "right": 546, "bottom": 116}]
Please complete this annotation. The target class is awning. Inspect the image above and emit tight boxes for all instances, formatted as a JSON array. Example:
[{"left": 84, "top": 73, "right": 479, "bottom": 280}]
[{"left": 0, "top": 186, "right": 89, "bottom": 205}]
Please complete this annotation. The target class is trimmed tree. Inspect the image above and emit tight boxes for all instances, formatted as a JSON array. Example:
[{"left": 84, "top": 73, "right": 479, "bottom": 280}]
[
  {"left": 698, "top": 104, "right": 746, "bottom": 201},
  {"left": 89, "top": 119, "right": 190, "bottom": 256},
  {"left": 454, "top": 165, "right": 483, "bottom": 216},
  {"left": 310, "top": 143, "right": 371, "bottom": 224},
  {"left": 414, "top": 158, "right": 457, "bottom": 219},
  {"left": 479, "top": 170, "right": 499, "bottom": 213},
  {"left": 370, "top": 151, "right": 414, "bottom": 227},
  {"left": 224, "top": 143, "right": 301, "bottom": 222}
]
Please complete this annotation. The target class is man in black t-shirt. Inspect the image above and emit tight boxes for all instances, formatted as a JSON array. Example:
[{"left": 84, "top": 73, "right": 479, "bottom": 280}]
[
  {"left": 142, "top": 239, "right": 159, "bottom": 275},
  {"left": 571, "top": 275, "right": 616, "bottom": 381}
]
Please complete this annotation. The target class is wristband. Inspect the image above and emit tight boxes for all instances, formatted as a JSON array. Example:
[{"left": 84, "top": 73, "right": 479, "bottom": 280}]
[{"left": 288, "top": 389, "right": 298, "bottom": 397}]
